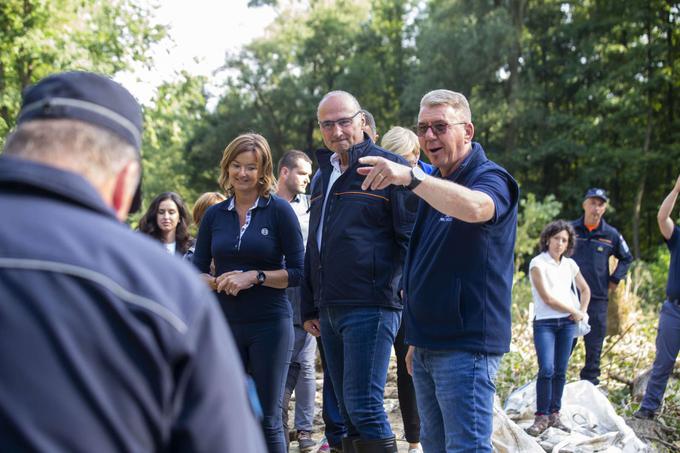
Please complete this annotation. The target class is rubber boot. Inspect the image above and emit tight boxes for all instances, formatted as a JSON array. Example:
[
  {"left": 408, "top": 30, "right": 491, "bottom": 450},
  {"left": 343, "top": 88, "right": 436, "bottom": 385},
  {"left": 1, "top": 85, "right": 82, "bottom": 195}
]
[
  {"left": 353, "top": 436, "right": 398, "bottom": 453},
  {"left": 341, "top": 436, "right": 360, "bottom": 453}
]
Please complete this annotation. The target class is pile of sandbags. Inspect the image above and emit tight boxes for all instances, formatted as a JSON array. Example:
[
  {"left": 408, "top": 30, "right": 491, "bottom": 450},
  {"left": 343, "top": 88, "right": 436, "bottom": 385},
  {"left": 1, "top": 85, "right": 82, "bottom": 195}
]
[{"left": 494, "top": 380, "right": 648, "bottom": 452}]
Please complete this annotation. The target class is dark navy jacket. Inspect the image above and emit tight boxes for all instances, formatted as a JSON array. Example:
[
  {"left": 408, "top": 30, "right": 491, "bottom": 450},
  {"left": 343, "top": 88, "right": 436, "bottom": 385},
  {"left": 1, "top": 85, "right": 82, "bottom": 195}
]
[
  {"left": 403, "top": 143, "right": 519, "bottom": 354},
  {"left": 0, "top": 156, "right": 265, "bottom": 453},
  {"left": 571, "top": 216, "right": 633, "bottom": 301},
  {"left": 193, "top": 194, "right": 304, "bottom": 324},
  {"left": 665, "top": 226, "right": 680, "bottom": 300},
  {"left": 300, "top": 138, "right": 414, "bottom": 321}
]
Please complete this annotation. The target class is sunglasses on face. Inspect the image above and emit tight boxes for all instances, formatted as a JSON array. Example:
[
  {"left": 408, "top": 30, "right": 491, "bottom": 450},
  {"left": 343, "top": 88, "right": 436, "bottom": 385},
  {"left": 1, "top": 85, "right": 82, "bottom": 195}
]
[
  {"left": 415, "top": 121, "right": 466, "bottom": 137},
  {"left": 319, "top": 111, "right": 362, "bottom": 131}
]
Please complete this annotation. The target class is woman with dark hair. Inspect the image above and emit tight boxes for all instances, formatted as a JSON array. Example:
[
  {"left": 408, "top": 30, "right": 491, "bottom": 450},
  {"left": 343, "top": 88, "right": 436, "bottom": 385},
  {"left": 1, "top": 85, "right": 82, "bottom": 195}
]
[
  {"left": 193, "top": 133, "right": 304, "bottom": 453},
  {"left": 526, "top": 220, "right": 591, "bottom": 436},
  {"left": 138, "top": 192, "right": 192, "bottom": 255}
]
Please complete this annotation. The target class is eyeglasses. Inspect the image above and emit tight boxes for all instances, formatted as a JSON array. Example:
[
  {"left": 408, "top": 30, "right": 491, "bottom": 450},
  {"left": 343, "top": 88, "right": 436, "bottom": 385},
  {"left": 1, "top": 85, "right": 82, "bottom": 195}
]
[
  {"left": 319, "top": 111, "right": 362, "bottom": 131},
  {"left": 415, "top": 121, "right": 466, "bottom": 137}
]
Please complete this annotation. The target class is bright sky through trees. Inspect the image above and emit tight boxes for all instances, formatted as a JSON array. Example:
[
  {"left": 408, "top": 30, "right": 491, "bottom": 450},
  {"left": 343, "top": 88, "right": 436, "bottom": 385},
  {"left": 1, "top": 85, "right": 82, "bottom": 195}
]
[{"left": 116, "top": 0, "right": 276, "bottom": 104}]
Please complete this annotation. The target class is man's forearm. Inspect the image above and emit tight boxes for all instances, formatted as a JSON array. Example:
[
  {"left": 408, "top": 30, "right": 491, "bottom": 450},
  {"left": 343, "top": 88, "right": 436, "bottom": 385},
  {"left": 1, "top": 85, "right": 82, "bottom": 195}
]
[{"left": 412, "top": 175, "right": 494, "bottom": 223}]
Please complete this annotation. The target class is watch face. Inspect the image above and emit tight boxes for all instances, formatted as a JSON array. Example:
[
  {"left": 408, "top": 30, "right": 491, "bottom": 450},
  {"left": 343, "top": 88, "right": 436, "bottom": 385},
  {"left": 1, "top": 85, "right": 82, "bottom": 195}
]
[{"left": 412, "top": 165, "right": 426, "bottom": 181}]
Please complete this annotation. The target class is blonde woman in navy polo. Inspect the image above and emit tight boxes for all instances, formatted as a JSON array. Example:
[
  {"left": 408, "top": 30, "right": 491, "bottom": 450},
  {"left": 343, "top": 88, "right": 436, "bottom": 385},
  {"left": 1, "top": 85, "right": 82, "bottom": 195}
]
[{"left": 193, "top": 134, "right": 304, "bottom": 453}]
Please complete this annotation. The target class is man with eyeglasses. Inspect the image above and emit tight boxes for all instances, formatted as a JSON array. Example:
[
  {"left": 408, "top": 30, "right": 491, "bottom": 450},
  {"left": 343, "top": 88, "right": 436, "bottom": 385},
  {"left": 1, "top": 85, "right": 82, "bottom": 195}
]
[
  {"left": 300, "top": 90, "right": 413, "bottom": 453},
  {"left": 357, "top": 89, "right": 519, "bottom": 452}
]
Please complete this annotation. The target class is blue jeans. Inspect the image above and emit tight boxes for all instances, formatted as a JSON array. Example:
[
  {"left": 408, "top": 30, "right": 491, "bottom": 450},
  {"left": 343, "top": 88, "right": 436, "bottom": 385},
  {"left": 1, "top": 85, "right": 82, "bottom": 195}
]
[
  {"left": 533, "top": 317, "right": 576, "bottom": 415},
  {"left": 412, "top": 349, "right": 501, "bottom": 453},
  {"left": 320, "top": 305, "right": 400, "bottom": 440},
  {"left": 641, "top": 301, "right": 680, "bottom": 412},
  {"left": 231, "top": 318, "right": 294, "bottom": 453},
  {"left": 317, "top": 337, "right": 346, "bottom": 448}
]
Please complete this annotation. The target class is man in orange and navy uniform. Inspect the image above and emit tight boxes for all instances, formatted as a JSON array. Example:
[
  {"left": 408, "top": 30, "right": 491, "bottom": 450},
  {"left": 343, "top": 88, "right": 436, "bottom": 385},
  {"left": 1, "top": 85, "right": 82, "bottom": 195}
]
[{"left": 571, "top": 188, "right": 633, "bottom": 385}]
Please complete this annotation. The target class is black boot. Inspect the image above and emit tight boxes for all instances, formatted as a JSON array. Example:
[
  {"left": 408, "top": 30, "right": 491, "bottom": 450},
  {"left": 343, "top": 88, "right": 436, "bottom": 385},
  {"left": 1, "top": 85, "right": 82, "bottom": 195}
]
[
  {"left": 341, "top": 436, "right": 360, "bottom": 453},
  {"left": 353, "top": 436, "right": 398, "bottom": 453}
]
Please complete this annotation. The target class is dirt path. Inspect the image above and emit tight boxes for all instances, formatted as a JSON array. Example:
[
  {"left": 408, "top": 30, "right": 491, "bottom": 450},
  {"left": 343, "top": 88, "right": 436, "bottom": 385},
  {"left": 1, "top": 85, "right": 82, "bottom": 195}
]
[{"left": 286, "top": 352, "right": 413, "bottom": 452}]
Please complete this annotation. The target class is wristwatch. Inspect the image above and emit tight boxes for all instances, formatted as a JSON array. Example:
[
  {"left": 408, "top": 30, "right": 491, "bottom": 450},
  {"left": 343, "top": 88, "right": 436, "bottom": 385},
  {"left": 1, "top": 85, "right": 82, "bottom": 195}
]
[
  {"left": 256, "top": 270, "right": 267, "bottom": 285},
  {"left": 406, "top": 165, "right": 427, "bottom": 191}
]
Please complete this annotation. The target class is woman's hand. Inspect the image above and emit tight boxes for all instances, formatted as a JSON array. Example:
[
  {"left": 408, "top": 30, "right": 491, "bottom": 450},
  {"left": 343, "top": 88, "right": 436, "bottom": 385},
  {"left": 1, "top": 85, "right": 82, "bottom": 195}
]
[
  {"left": 200, "top": 273, "right": 217, "bottom": 291},
  {"left": 216, "top": 270, "right": 256, "bottom": 296},
  {"left": 569, "top": 310, "right": 584, "bottom": 322}
]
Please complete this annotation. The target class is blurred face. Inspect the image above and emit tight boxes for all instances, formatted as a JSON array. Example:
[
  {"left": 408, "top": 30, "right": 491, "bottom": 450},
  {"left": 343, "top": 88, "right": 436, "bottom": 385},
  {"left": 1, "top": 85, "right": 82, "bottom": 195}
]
[
  {"left": 582, "top": 197, "right": 607, "bottom": 225},
  {"left": 229, "top": 150, "right": 260, "bottom": 194},
  {"left": 548, "top": 230, "right": 570, "bottom": 260},
  {"left": 318, "top": 95, "right": 365, "bottom": 154},
  {"left": 405, "top": 149, "right": 420, "bottom": 167},
  {"left": 284, "top": 159, "right": 312, "bottom": 195},
  {"left": 417, "top": 104, "right": 473, "bottom": 177},
  {"left": 156, "top": 199, "right": 180, "bottom": 233}
]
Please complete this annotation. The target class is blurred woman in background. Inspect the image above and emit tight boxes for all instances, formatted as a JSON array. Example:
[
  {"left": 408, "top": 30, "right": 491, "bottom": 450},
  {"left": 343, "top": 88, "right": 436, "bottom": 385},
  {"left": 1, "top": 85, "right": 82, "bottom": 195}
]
[
  {"left": 184, "top": 191, "right": 226, "bottom": 262},
  {"left": 381, "top": 126, "right": 432, "bottom": 175},
  {"left": 138, "top": 191, "right": 192, "bottom": 255}
]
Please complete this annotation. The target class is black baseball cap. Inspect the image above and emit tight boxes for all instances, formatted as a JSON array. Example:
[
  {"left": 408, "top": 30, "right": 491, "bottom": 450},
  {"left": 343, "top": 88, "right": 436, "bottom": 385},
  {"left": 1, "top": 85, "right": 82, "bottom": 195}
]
[
  {"left": 17, "top": 71, "right": 144, "bottom": 212},
  {"left": 584, "top": 188, "right": 609, "bottom": 202}
]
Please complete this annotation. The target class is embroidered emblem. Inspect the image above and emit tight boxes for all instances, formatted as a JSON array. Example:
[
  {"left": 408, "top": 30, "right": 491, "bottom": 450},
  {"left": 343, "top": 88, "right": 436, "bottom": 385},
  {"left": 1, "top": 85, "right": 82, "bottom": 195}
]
[
  {"left": 597, "top": 246, "right": 604, "bottom": 252},
  {"left": 261, "top": 228, "right": 269, "bottom": 236},
  {"left": 439, "top": 216, "right": 453, "bottom": 222}
]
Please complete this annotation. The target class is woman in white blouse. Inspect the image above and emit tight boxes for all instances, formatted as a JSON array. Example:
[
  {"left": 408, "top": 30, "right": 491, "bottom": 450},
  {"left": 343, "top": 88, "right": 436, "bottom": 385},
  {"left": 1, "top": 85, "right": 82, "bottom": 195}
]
[{"left": 526, "top": 220, "right": 590, "bottom": 436}]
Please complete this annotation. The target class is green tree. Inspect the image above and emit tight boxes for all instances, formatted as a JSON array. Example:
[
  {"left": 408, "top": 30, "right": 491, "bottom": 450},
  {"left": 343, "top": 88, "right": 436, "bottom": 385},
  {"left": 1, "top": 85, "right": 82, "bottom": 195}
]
[
  {"left": 0, "top": 0, "right": 166, "bottom": 142},
  {"left": 141, "top": 72, "right": 208, "bottom": 207}
]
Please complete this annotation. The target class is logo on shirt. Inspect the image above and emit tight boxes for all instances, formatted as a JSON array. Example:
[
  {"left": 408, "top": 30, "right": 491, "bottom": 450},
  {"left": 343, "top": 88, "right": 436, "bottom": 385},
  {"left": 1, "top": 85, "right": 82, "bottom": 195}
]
[
  {"left": 439, "top": 215, "right": 453, "bottom": 222},
  {"left": 261, "top": 228, "right": 269, "bottom": 236}
]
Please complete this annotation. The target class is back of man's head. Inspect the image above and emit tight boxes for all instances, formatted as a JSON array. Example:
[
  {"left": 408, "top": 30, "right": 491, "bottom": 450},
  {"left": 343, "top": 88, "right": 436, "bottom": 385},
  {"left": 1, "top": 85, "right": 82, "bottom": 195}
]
[
  {"left": 420, "top": 89, "right": 472, "bottom": 122},
  {"left": 3, "top": 71, "right": 143, "bottom": 214},
  {"left": 360, "top": 109, "right": 377, "bottom": 139}
]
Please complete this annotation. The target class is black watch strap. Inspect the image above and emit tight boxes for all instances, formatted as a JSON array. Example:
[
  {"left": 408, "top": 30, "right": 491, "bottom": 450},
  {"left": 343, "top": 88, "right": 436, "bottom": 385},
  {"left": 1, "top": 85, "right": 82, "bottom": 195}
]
[{"left": 406, "top": 166, "right": 425, "bottom": 190}]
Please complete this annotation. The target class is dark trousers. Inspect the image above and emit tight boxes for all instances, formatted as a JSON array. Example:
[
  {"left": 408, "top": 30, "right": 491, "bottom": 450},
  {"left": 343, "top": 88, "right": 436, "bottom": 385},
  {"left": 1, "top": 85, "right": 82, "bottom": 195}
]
[
  {"left": 577, "top": 299, "right": 608, "bottom": 385},
  {"left": 641, "top": 301, "right": 680, "bottom": 412},
  {"left": 318, "top": 337, "right": 346, "bottom": 448},
  {"left": 232, "top": 318, "right": 294, "bottom": 453},
  {"left": 394, "top": 320, "right": 421, "bottom": 443}
]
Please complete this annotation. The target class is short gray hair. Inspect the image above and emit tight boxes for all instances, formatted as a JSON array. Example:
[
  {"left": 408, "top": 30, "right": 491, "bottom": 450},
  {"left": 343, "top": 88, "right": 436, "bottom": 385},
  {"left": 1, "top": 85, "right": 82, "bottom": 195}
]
[
  {"left": 420, "top": 89, "right": 472, "bottom": 122},
  {"left": 317, "top": 90, "right": 362, "bottom": 119},
  {"left": 3, "top": 119, "right": 138, "bottom": 185}
]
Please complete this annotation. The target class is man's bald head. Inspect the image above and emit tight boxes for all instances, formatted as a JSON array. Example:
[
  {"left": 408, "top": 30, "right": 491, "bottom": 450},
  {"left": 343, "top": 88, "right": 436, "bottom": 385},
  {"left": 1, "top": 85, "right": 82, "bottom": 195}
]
[
  {"left": 317, "top": 91, "right": 361, "bottom": 119},
  {"left": 317, "top": 91, "right": 365, "bottom": 155}
]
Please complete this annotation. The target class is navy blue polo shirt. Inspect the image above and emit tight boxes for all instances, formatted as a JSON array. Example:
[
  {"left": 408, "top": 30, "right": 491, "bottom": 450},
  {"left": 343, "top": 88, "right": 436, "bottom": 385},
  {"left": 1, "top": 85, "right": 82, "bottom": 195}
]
[
  {"left": 404, "top": 143, "right": 519, "bottom": 353},
  {"left": 193, "top": 194, "right": 304, "bottom": 324},
  {"left": 666, "top": 226, "right": 680, "bottom": 300}
]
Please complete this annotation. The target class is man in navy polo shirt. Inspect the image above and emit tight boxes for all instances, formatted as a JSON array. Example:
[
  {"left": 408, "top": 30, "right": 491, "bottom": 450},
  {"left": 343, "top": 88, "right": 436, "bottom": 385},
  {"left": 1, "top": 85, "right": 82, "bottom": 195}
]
[
  {"left": 634, "top": 175, "right": 680, "bottom": 419},
  {"left": 0, "top": 72, "right": 265, "bottom": 452},
  {"left": 359, "top": 89, "right": 519, "bottom": 452},
  {"left": 571, "top": 188, "right": 633, "bottom": 385}
]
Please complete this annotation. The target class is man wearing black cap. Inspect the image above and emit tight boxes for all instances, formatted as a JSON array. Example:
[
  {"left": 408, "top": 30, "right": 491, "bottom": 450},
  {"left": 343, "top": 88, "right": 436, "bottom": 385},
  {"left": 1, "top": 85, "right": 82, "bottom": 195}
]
[
  {"left": 0, "top": 71, "right": 265, "bottom": 452},
  {"left": 571, "top": 188, "right": 633, "bottom": 385}
]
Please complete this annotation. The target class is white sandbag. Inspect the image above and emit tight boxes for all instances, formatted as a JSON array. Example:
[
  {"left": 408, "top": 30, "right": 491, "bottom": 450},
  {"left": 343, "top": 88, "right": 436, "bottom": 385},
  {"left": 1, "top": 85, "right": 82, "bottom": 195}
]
[
  {"left": 492, "top": 396, "right": 544, "bottom": 452},
  {"left": 501, "top": 380, "right": 648, "bottom": 452}
]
